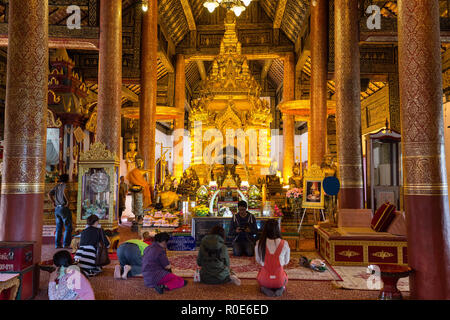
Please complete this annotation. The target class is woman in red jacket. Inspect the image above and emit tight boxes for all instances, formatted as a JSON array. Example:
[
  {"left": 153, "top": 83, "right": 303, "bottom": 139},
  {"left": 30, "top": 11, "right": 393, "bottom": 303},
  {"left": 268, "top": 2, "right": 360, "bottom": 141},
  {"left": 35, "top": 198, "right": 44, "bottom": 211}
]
[{"left": 255, "top": 219, "right": 290, "bottom": 297}]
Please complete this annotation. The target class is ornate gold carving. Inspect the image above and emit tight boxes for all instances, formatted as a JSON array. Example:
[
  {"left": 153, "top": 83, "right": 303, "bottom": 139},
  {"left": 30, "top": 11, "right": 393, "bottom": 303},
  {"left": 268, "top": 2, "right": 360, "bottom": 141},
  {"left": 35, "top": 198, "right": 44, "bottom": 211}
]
[
  {"left": 79, "top": 142, "right": 119, "bottom": 162},
  {"left": 47, "top": 109, "right": 62, "bottom": 128},
  {"left": 372, "top": 250, "right": 394, "bottom": 259},
  {"left": 48, "top": 90, "right": 61, "bottom": 104},
  {"left": 338, "top": 250, "right": 360, "bottom": 258},
  {"left": 197, "top": 11, "right": 263, "bottom": 99},
  {"left": 86, "top": 110, "right": 97, "bottom": 133}
]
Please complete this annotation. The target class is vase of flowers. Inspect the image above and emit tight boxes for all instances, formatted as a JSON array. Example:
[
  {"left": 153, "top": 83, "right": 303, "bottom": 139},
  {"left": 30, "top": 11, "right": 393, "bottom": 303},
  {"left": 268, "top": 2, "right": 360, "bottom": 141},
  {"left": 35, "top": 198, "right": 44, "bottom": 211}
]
[{"left": 286, "top": 188, "right": 303, "bottom": 211}]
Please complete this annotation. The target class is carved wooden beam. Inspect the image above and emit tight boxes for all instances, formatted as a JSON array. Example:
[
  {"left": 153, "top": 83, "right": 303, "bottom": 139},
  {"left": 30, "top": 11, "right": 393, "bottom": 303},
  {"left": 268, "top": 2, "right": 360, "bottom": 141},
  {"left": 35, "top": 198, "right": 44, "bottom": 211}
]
[
  {"left": 0, "top": 35, "right": 98, "bottom": 50},
  {"left": 122, "top": 85, "right": 139, "bottom": 103},
  {"left": 196, "top": 60, "right": 207, "bottom": 81},
  {"left": 261, "top": 59, "right": 273, "bottom": 81},
  {"left": 158, "top": 49, "right": 175, "bottom": 74},
  {"left": 273, "top": 0, "right": 288, "bottom": 29},
  {"left": 180, "top": 0, "right": 196, "bottom": 31}
]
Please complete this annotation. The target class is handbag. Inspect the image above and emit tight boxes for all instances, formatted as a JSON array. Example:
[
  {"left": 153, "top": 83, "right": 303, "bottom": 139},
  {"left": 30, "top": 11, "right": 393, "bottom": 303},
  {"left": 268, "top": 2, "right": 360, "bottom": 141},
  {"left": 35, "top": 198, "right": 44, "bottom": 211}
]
[{"left": 95, "top": 229, "right": 110, "bottom": 266}]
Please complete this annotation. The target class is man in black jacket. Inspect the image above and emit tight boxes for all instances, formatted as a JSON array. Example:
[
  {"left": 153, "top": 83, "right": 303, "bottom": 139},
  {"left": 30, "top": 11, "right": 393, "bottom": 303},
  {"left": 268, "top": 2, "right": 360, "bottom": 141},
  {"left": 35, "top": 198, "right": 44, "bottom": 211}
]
[{"left": 229, "top": 200, "right": 258, "bottom": 257}]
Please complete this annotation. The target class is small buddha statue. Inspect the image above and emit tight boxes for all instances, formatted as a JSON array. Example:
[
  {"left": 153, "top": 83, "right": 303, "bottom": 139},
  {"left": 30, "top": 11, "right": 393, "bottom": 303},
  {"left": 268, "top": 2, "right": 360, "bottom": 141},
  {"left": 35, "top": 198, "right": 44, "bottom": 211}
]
[
  {"left": 224, "top": 186, "right": 234, "bottom": 201},
  {"left": 158, "top": 173, "right": 179, "bottom": 209},
  {"left": 321, "top": 154, "right": 337, "bottom": 178},
  {"left": 289, "top": 163, "right": 303, "bottom": 189},
  {"left": 125, "top": 137, "right": 138, "bottom": 173}
]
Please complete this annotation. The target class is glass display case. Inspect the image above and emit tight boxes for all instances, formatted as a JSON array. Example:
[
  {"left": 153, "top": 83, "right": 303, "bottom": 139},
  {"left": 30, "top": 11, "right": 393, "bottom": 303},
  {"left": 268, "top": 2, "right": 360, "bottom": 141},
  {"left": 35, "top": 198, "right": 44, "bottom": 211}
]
[
  {"left": 366, "top": 128, "right": 402, "bottom": 210},
  {"left": 76, "top": 142, "right": 120, "bottom": 231}
]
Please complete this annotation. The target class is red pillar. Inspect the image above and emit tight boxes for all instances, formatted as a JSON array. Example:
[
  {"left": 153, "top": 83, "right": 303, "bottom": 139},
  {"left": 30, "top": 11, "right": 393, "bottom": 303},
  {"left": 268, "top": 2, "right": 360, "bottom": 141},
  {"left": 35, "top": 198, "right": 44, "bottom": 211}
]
[
  {"left": 334, "top": 0, "right": 364, "bottom": 209},
  {"left": 96, "top": 0, "right": 122, "bottom": 156},
  {"left": 398, "top": 0, "right": 450, "bottom": 299},
  {"left": 309, "top": 0, "right": 328, "bottom": 166},
  {"left": 0, "top": 0, "right": 48, "bottom": 266},
  {"left": 174, "top": 54, "right": 186, "bottom": 180},
  {"left": 140, "top": 0, "right": 158, "bottom": 192}
]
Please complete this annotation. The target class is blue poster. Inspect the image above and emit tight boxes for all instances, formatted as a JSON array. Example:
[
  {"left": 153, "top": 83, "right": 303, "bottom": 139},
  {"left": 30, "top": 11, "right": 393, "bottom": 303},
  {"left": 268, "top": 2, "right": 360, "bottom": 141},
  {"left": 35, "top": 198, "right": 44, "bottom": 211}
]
[{"left": 167, "top": 236, "right": 196, "bottom": 251}]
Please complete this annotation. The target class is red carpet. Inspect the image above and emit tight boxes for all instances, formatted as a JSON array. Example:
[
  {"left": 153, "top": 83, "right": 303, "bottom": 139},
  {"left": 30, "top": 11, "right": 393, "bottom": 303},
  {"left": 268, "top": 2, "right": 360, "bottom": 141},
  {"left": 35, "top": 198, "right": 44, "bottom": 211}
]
[{"left": 36, "top": 224, "right": 405, "bottom": 300}]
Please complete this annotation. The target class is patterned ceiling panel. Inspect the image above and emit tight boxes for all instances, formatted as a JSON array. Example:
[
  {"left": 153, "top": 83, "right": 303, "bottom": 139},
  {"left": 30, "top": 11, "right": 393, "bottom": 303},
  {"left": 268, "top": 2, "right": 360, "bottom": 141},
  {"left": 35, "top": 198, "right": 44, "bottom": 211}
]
[
  {"left": 159, "top": 0, "right": 190, "bottom": 45},
  {"left": 259, "top": 0, "right": 277, "bottom": 20},
  {"left": 189, "top": 0, "right": 207, "bottom": 21},
  {"left": 268, "top": 58, "right": 284, "bottom": 89},
  {"left": 281, "top": 0, "right": 309, "bottom": 44},
  {"left": 186, "top": 61, "right": 201, "bottom": 92}
]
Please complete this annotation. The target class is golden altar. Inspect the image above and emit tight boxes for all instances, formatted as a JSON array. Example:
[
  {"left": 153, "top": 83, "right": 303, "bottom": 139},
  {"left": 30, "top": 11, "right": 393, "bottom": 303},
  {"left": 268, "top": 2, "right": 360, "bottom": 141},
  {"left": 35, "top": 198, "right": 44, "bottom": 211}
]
[{"left": 187, "top": 11, "right": 272, "bottom": 187}]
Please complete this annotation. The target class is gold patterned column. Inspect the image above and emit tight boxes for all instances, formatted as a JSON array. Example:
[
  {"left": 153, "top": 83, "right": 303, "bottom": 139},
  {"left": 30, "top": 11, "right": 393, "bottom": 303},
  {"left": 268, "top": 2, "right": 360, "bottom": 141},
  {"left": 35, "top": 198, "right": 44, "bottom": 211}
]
[
  {"left": 140, "top": 0, "right": 158, "bottom": 192},
  {"left": 282, "top": 52, "right": 295, "bottom": 183},
  {"left": 174, "top": 54, "right": 185, "bottom": 180},
  {"left": 96, "top": 0, "right": 122, "bottom": 156},
  {"left": 0, "top": 0, "right": 48, "bottom": 268},
  {"left": 309, "top": 0, "right": 328, "bottom": 166},
  {"left": 398, "top": 0, "right": 450, "bottom": 299},
  {"left": 335, "top": 0, "right": 364, "bottom": 208}
]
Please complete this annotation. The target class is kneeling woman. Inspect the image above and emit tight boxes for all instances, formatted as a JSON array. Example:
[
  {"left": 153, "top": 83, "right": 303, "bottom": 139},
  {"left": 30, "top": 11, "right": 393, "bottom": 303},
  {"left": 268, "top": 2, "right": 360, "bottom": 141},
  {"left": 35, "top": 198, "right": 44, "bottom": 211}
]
[
  {"left": 197, "top": 225, "right": 240, "bottom": 285},
  {"left": 255, "top": 219, "right": 290, "bottom": 297},
  {"left": 48, "top": 250, "right": 95, "bottom": 300},
  {"left": 142, "top": 232, "right": 187, "bottom": 294}
]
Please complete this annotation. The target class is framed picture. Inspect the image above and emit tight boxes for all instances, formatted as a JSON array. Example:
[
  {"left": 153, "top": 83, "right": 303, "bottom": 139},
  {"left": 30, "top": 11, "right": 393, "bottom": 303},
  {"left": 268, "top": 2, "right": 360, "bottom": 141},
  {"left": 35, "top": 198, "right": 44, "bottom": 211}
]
[{"left": 302, "top": 164, "right": 325, "bottom": 209}]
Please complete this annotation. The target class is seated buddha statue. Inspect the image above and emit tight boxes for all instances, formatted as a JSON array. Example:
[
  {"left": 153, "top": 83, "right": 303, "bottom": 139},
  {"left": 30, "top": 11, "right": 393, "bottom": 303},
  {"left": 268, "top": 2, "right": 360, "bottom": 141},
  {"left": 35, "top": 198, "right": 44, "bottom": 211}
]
[
  {"left": 289, "top": 163, "right": 303, "bottom": 189},
  {"left": 321, "top": 154, "right": 337, "bottom": 178},
  {"left": 158, "top": 174, "right": 179, "bottom": 209}
]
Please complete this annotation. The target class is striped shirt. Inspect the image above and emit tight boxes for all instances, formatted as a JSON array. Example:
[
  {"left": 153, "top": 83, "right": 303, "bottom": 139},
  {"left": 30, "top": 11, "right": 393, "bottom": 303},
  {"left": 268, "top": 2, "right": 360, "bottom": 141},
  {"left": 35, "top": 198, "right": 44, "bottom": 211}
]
[{"left": 142, "top": 243, "right": 170, "bottom": 288}]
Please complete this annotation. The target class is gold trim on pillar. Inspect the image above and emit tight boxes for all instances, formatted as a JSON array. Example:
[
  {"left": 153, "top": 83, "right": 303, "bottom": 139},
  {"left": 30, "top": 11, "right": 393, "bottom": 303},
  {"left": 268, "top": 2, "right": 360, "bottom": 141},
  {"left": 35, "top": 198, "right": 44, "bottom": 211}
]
[
  {"left": 404, "top": 184, "right": 448, "bottom": 196},
  {"left": 1, "top": 183, "right": 45, "bottom": 194}
]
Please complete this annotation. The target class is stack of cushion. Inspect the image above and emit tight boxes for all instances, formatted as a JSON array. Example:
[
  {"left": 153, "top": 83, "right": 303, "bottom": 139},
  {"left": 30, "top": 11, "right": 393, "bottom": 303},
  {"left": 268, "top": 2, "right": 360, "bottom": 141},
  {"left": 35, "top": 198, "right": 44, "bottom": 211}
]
[{"left": 370, "top": 202, "right": 396, "bottom": 232}]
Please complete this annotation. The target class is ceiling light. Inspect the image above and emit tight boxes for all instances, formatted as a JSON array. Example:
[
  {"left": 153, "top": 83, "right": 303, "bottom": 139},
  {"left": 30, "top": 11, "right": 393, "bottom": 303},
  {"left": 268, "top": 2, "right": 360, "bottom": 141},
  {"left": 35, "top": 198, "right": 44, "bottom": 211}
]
[
  {"left": 141, "top": 0, "right": 148, "bottom": 12},
  {"left": 203, "top": 0, "right": 250, "bottom": 16}
]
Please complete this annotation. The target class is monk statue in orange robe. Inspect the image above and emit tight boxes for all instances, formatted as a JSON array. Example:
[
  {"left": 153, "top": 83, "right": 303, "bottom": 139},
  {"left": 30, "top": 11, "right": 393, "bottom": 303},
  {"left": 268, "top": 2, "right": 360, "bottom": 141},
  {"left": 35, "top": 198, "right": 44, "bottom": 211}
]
[{"left": 127, "top": 156, "right": 151, "bottom": 221}]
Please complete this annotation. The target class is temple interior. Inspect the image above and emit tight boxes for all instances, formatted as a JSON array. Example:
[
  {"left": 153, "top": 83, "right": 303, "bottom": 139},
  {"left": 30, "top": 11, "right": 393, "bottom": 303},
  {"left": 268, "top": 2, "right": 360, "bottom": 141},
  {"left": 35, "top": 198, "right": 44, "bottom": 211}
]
[{"left": 1, "top": 0, "right": 450, "bottom": 302}]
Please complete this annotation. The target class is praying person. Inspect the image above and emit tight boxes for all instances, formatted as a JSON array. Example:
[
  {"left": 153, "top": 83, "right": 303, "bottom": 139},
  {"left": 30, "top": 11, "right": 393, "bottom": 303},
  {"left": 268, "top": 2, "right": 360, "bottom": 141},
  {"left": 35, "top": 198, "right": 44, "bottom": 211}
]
[
  {"left": 228, "top": 200, "right": 258, "bottom": 257},
  {"left": 197, "top": 225, "right": 241, "bottom": 285},
  {"left": 114, "top": 232, "right": 153, "bottom": 280},
  {"left": 255, "top": 219, "right": 290, "bottom": 297},
  {"left": 142, "top": 232, "right": 187, "bottom": 294}
]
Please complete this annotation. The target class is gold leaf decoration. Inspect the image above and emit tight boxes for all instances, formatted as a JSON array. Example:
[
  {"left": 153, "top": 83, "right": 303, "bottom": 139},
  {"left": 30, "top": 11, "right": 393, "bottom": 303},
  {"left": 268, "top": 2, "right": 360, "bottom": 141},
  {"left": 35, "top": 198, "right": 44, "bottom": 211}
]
[
  {"left": 372, "top": 250, "right": 394, "bottom": 259},
  {"left": 338, "top": 250, "right": 360, "bottom": 258}
]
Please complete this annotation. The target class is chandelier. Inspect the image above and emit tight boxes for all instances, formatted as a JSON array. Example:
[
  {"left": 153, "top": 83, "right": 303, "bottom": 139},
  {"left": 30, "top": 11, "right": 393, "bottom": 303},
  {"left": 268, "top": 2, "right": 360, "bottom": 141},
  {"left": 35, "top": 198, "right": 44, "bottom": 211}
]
[{"left": 203, "top": 0, "right": 252, "bottom": 17}]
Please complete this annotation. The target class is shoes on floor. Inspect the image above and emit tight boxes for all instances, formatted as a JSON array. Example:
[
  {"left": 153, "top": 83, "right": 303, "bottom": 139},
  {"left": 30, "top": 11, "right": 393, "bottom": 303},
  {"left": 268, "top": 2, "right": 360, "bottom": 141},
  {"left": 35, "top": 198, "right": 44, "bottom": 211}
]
[
  {"left": 274, "top": 287, "right": 285, "bottom": 297},
  {"left": 114, "top": 265, "right": 122, "bottom": 280},
  {"left": 260, "top": 286, "right": 275, "bottom": 297},
  {"left": 230, "top": 275, "right": 241, "bottom": 286},
  {"left": 155, "top": 285, "right": 165, "bottom": 294}
]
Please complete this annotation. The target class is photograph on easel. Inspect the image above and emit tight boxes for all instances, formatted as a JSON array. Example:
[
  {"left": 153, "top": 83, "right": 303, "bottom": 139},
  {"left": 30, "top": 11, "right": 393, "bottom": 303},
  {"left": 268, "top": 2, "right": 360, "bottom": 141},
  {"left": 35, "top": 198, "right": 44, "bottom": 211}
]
[{"left": 302, "top": 165, "right": 325, "bottom": 209}]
